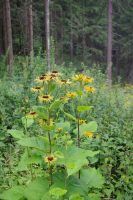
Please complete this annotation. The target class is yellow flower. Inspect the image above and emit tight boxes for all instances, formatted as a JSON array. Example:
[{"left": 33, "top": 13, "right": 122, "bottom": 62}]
[
  {"left": 44, "top": 154, "right": 57, "bottom": 164},
  {"left": 72, "top": 74, "right": 86, "bottom": 82},
  {"left": 83, "top": 76, "right": 94, "bottom": 83},
  {"left": 84, "top": 86, "right": 96, "bottom": 93},
  {"left": 56, "top": 79, "right": 72, "bottom": 85},
  {"left": 60, "top": 96, "right": 69, "bottom": 102},
  {"left": 27, "top": 111, "right": 37, "bottom": 118},
  {"left": 31, "top": 86, "right": 43, "bottom": 92},
  {"left": 84, "top": 131, "right": 93, "bottom": 138},
  {"left": 38, "top": 118, "right": 54, "bottom": 127},
  {"left": 79, "top": 119, "right": 86, "bottom": 125},
  {"left": 38, "top": 95, "right": 53, "bottom": 102},
  {"left": 51, "top": 70, "right": 61, "bottom": 76},
  {"left": 66, "top": 92, "right": 77, "bottom": 98},
  {"left": 35, "top": 75, "right": 50, "bottom": 83},
  {"left": 47, "top": 71, "right": 62, "bottom": 80},
  {"left": 56, "top": 128, "right": 63, "bottom": 132}
]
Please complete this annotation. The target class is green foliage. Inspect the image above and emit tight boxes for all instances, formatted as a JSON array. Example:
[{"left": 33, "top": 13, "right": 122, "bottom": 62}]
[{"left": 0, "top": 66, "right": 133, "bottom": 199}]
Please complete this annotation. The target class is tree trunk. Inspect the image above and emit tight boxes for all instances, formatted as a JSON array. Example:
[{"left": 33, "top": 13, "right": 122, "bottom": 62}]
[
  {"left": 70, "top": 0, "right": 73, "bottom": 61},
  {"left": 82, "top": 0, "right": 86, "bottom": 62},
  {"left": 128, "top": 62, "right": 133, "bottom": 84},
  {"left": 0, "top": 7, "right": 4, "bottom": 55},
  {"left": 4, "top": 0, "right": 14, "bottom": 74},
  {"left": 27, "top": 0, "right": 33, "bottom": 57},
  {"left": 45, "top": 0, "right": 51, "bottom": 71},
  {"left": 24, "top": 0, "right": 33, "bottom": 57},
  {"left": 107, "top": 0, "right": 113, "bottom": 84}
]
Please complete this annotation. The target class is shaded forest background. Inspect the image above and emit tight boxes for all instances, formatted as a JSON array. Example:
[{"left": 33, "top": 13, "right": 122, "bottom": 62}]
[{"left": 0, "top": 0, "right": 133, "bottom": 83}]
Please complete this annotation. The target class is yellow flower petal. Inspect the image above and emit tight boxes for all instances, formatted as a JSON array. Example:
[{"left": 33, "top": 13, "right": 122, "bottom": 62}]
[{"left": 84, "top": 131, "right": 93, "bottom": 138}]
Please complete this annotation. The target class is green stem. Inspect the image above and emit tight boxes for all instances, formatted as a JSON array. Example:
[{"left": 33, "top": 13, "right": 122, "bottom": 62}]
[
  {"left": 49, "top": 165, "right": 53, "bottom": 186},
  {"left": 24, "top": 117, "right": 33, "bottom": 179},
  {"left": 77, "top": 112, "right": 81, "bottom": 179},
  {"left": 47, "top": 108, "right": 53, "bottom": 186}
]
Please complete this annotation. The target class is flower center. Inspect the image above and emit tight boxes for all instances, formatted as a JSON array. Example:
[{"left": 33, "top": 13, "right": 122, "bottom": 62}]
[{"left": 48, "top": 156, "right": 54, "bottom": 161}]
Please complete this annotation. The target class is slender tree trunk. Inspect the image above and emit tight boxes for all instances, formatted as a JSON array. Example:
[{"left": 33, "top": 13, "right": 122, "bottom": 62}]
[
  {"left": 24, "top": 0, "right": 33, "bottom": 57},
  {"left": 4, "top": 0, "right": 14, "bottom": 74},
  {"left": 82, "top": 0, "right": 86, "bottom": 62},
  {"left": 107, "top": 0, "right": 113, "bottom": 84},
  {"left": 45, "top": 0, "right": 51, "bottom": 71},
  {"left": 3, "top": 3, "right": 7, "bottom": 53},
  {"left": 128, "top": 62, "right": 133, "bottom": 84},
  {"left": 28, "top": 0, "right": 33, "bottom": 57},
  {"left": 70, "top": 0, "right": 73, "bottom": 61},
  {"left": 0, "top": 7, "right": 3, "bottom": 54}
]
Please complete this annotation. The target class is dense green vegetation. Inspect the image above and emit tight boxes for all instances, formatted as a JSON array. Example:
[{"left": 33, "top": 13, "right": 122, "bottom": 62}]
[
  {"left": 0, "top": 0, "right": 133, "bottom": 199},
  {"left": 0, "top": 58, "right": 133, "bottom": 199}
]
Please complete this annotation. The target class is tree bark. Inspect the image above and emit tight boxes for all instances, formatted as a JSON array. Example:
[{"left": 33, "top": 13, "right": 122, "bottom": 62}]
[
  {"left": 107, "top": 0, "right": 113, "bottom": 84},
  {"left": 70, "top": 0, "right": 73, "bottom": 61},
  {"left": 45, "top": 0, "right": 51, "bottom": 71},
  {"left": 24, "top": 0, "right": 33, "bottom": 57},
  {"left": 28, "top": 0, "right": 33, "bottom": 57},
  {"left": 4, "top": 0, "right": 14, "bottom": 74}
]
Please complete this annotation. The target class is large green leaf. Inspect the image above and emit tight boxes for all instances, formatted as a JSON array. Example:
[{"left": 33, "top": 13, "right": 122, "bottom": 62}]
[
  {"left": 56, "top": 122, "right": 70, "bottom": 131},
  {"left": 16, "top": 150, "right": 28, "bottom": 171},
  {"left": 77, "top": 106, "right": 93, "bottom": 112},
  {"left": 73, "top": 121, "right": 98, "bottom": 135},
  {"left": 22, "top": 117, "right": 34, "bottom": 128},
  {"left": 53, "top": 172, "right": 88, "bottom": 197},
  {"left": 49, "top": 187, "right": 67, "bottom": 199},
  {"left": 57, "top": 146, "right": 98, "bottom": 176},
  {"left": 81, "top": 168, "right": 105, "bottom": 189},
  {"left": 64, "top": 112, "right": 77, "bottom": 121},
  {"left": 0, "top": 186, "right": 25, "bottom": 200},
  {"left": 16, "top": 150, "right": 42, "bottom": 171},
  {"left": 50, "top": 99, "right": 63, "bottom": 111},
  {"left": 17, "top": 136, "right": 49, "bottom": 151},
  {"left": 24, "top": 177, "right": 49, "bottom": 200},
  {"left": 8, "top": 129, "right": 24, "bottom": 140},
  {"left": 88, "top": 193, "right": 101, "bottom": 200},
  {"left": 69, "top": 194, "right": 84, "bottom": 200},
  {"left": 33, "top": 106, "right": 48, "bottom": 120}
]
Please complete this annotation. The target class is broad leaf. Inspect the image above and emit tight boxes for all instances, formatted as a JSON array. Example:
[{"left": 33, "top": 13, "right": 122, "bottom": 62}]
[
  {"left": 17, "top": 136, "right": 49, "bottom": 151},
  {"left": 69, "top": 194, "right": 84, "bottom": 200},
  {"left": 73, "top": 121, "right": 98, "bottom": 135},
  {"left": 56, "top": 122, "right": 70, "bottom": 131},
  {"left": 81, "top": 168, "right": 105, "bottom": 189},
  {"left": 24, "top": 177, "right": 49, "bottom": 200},
  {"left": 64, "top": 112, "right": 77, "bottom": 121},
  {"left": 77, "top": 106, "right": 93, "bottom": 112},
  {"left": 88, "top": 193, "right": 101, "bottom": 200},
  {"left": 22, "top": 117, "right": 34, "bottom": 128},
  {"left": 53, "top": 172, "right": 88, "bottom": 197},
  {"left": 49, "top": 187, "right": 67, "bottom": 199},
  {"left": 50, "top": 99, "right": 63, "bottom": 111},
  {"left": 57, "top": 146, "right": 98, "bottom": 176},
  {"left": 0, "top": 186, "right": 25, "bottom": 200},
  {"left": 33, "top": 106, "right": 48, "bottom": 120},
  {"left": 8, "top": 129, "right": 24, "bottom": 140}
]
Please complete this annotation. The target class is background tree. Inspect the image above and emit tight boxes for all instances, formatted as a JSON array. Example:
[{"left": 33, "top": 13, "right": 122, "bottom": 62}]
[
  {"left": 3, "top": 0, "right": 14, "bottom": 74},
  {"left": 45, "top": 0, "right": 51, "bottom": 71},
  {"left": 107, "top": 0, "right": 113, "bottom": 84}
]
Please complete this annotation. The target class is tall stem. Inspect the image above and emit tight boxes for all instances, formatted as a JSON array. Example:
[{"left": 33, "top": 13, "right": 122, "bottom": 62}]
[
  {"left": 47, "top": 108, "right": 52, "bottom": 186},
  {"left": 47, "top": 108, "right": 52, "bottom": 153},
  {"left": 25, "top": 117, "right": 33, "bottom": 179},
  {"left": 77, "top": 112, "right": 80, "bottom": 179}
]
